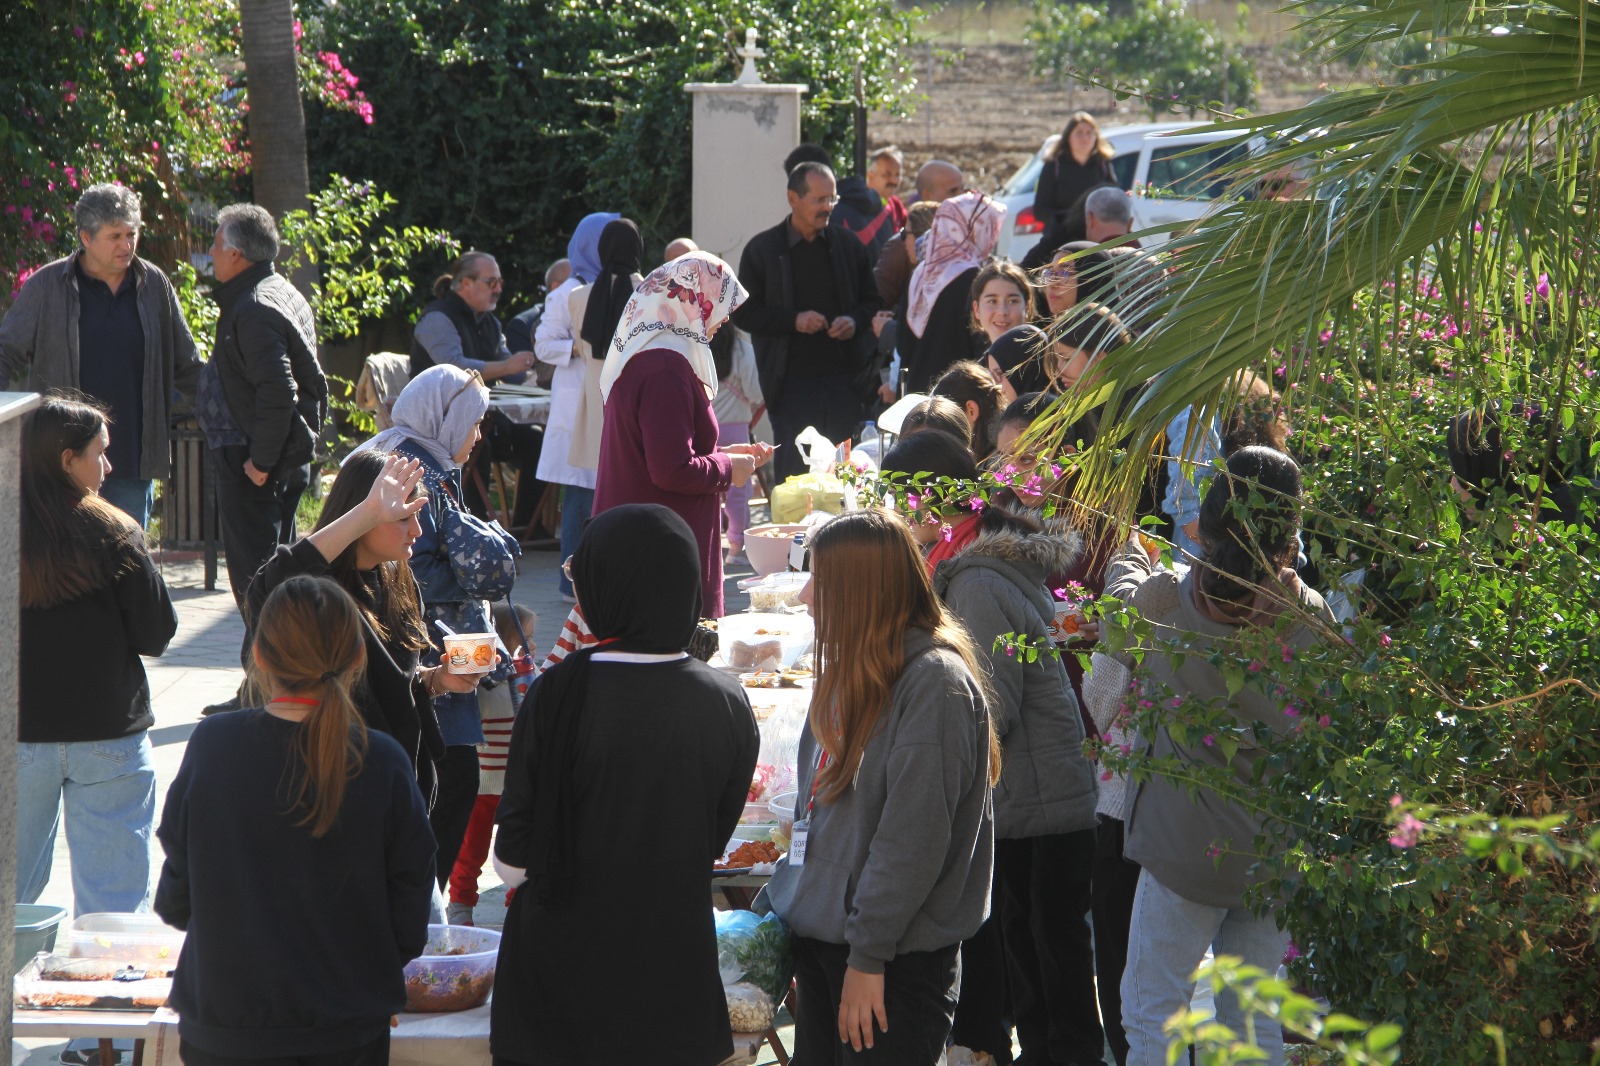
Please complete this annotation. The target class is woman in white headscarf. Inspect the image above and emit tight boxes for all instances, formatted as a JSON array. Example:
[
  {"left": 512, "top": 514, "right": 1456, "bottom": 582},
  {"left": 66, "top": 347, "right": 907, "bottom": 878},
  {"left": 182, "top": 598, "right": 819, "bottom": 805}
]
[
  {"left": 354, "top": 364, "right": 521, "bottom": 889},
  {"left": 903, "top": 191, "right": 1006, "bottom": 393},
  {"left": 592, "top": 252, "right": 773, "bottom": 616}
]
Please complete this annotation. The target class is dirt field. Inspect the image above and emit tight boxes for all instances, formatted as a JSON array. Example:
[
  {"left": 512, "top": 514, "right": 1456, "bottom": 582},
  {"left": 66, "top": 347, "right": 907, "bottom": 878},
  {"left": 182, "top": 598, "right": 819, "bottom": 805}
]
[{"left": 868, "top": 29, "right": 1355, "bottom": 191}]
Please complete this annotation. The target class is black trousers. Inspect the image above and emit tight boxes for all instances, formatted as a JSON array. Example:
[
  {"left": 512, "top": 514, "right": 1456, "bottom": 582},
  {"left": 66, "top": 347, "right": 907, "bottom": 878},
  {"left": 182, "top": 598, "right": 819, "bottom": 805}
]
[
  {"left": 214, "top": 445, "right": 309, "bottom": 672},
  {"left": 214, "top": 445, "right": 310, "bottom": 611},
  {"left": 1090, "top": 816, "right": 1142, "bottom": 1066},
  {"left": 770, "top": 374, "right": 863, "bottom": 482},
  {"left": 792, "top": 936, "right": 960, "bottom": 1065},
  {"left": 949, "top": 914, "right": 1011, "bottom": 1061},
  {"left": 464, "top": 412, "right": 547, "bottom": 533},
  {"left": 995, "top": 830, "right": 1103, "bottom": 1066},
  {"left": 429, "top": 745, "right": 481, "bottom": 890},
  {"left": 180, "top": 1032, "right": 389, "bottom": 1066}
]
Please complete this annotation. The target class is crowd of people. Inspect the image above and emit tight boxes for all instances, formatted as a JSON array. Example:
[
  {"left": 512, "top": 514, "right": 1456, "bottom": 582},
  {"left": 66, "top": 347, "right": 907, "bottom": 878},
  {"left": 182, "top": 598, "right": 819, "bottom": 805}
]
[{"left": 4, "top": 113, "right": 1577, "bottom": 1066}]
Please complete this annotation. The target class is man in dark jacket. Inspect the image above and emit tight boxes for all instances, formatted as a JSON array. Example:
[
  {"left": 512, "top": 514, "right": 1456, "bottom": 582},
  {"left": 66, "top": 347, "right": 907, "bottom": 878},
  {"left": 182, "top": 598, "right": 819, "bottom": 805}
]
[
  {"left": 199, "top": 204, "right": 327, "bottom": 612},
  {"left": 734, "top": 162, "right": 881, "bottom": 481}
]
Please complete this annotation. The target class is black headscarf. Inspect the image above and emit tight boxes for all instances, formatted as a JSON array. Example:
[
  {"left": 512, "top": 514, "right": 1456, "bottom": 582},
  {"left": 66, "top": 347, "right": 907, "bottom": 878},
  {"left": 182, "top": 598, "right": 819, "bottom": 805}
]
[
  {"left": 578, "top": 218, "right": 644, "bottom": 357},
  {"left": 511, "top": 503, "right": 702, "bottom": 906},
  {"left": 986, "top": 324, "right": 1052, "bottom": 396}
]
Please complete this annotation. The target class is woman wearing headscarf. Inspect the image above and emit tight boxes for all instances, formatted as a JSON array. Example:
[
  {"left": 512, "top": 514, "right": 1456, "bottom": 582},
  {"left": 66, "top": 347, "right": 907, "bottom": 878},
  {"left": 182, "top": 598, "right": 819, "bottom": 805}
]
[
  {"left": 984, "top": 324, "right": 1053, "bottom": 403},
  {"left": 592, "top": 252, "right": 774, "bottom": 617},
  {"left": 566, "top": 219, "right": 644, "bottom": 476},
  {"left": 354, "top": 365, "right": 522, "bottom": 888},
  {"left": 491, "top": 503, "right": 759, "bottom": 1066},
  {"left": 903, "top": 191, "right": 1006, "bottom": 394},
  {"left": 536, "top": 211, "right": 621, "bottom": 602}
]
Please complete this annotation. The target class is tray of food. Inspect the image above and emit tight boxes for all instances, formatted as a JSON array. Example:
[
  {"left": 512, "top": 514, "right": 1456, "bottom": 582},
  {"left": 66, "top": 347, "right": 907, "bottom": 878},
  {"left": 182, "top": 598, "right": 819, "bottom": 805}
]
[
  {"left": 14, "top": 955, "right": 172, "bottom": 1011},
  {"left": 715, "top": 840, "right": 782, "bottom": 875}
]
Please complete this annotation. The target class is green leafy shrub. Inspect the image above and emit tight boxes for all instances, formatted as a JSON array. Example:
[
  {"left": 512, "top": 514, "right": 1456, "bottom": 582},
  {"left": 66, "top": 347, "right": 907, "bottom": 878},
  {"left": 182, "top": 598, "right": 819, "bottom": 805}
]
[{"left": 1028, "top": 0, "right": 1257, "bottom": 116}]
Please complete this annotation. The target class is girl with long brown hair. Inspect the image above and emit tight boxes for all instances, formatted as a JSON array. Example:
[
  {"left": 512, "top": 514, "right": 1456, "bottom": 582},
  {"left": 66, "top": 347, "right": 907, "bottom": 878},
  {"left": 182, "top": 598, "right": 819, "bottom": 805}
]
[
  {"left": 247, "top": 451, "right": 478, "bottom": 802},
  {"left": 156, "top": 575, "right": 434, "bottom": 1066},
  {"left": 765, "top": 509, "right": 1000, "bottom": 1064},
  {"left": 19, "top": 390, "right": 177, "bottom": 918}
]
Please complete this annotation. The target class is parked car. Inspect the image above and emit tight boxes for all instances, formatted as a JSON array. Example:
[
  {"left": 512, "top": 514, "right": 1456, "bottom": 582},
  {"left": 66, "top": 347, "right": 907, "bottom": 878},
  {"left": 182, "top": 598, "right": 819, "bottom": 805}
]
[{"left": 994, "top": 121, "right": 1262, "bottom": 259}]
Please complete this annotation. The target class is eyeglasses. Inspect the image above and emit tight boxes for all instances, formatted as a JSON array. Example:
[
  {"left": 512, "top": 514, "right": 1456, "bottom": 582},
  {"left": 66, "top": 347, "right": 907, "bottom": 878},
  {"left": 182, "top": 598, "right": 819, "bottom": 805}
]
[
  {"left": 467, "top": 275, "right": 504, "bottom": 289},
  {"left": 805, "top": 195, "right": 841, "bottom": 208},
  {"left": 1041, "top": 262, "right": 1076, "bottom": 281},
  {"left": 561, "top": 556, "right": 574, "bottom": 582}
]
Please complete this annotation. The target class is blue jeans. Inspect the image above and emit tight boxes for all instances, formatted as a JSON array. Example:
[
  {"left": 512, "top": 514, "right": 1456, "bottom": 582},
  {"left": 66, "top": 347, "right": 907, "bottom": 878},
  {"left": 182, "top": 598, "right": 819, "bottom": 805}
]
[
  {"left": 17, "top": 733, "right": 157, "bottom": 915},
  {"left": 99, "top": 477, "right": 156, "bottom": 530},
  {"left": 1121, "top": 870, "right": 1291, "bottom": 1066},
  {"left": 558, "top": 485, "right": 594, "bottom": 596}
]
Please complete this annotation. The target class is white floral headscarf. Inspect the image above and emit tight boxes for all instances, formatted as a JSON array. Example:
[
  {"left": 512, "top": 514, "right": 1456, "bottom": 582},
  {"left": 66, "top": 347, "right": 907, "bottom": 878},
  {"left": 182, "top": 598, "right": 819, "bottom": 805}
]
[{"left": 599, "top": 251, "right": 748, "bottom": 402}]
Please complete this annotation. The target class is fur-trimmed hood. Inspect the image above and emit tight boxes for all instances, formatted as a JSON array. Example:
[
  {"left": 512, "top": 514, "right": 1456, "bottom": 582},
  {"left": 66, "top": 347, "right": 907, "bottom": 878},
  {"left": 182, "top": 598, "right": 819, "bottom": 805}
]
[{"left": 932, "top": 516, "right": 1082, "bottom": 614}]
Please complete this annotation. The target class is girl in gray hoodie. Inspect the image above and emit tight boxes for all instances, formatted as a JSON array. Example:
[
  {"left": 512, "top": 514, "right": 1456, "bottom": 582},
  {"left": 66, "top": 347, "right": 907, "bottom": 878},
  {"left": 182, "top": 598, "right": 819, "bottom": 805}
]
[
  {"left": 764, "top": 508, "right": 1000, "bottom": 1064},
  {"left": 884, "top": 430, "right": 1104, "bottom": 1066}
]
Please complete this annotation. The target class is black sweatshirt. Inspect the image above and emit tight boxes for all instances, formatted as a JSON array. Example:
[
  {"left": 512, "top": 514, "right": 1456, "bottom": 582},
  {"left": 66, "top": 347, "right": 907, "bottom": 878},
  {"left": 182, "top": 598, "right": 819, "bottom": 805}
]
[
  {"left": 155, "top": 710, "right": 436, "bottom": 1058},
  {"left": 20, "top": 533, "right": 176, "bottom": 743}
]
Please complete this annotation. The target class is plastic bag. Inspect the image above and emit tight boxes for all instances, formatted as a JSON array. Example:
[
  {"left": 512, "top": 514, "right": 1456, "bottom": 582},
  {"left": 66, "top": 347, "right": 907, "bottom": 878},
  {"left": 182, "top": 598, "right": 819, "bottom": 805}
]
[
  {"left": 770, "top": 472, "right": 846, "bottom": 523},
  {"left": 713, "top": 910, "right": 794, "bottom": 1005},
  {"left": 725, "top": 981, "right": 777, "bottom": 1033}
]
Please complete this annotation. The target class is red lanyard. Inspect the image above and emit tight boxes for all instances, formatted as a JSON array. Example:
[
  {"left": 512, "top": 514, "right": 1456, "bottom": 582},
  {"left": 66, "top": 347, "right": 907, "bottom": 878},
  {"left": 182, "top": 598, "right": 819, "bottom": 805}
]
[{"left": 804, "top": 747, "right": 831, "bottom": 819}]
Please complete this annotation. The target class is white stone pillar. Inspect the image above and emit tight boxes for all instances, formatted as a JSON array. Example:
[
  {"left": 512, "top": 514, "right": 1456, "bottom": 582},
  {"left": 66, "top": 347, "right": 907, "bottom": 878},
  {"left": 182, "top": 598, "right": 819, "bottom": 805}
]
[
  {"left": 0, "top": 391, "right": 41, "bottom": 1050},
  {"left": 682, "top": 81, "right": 807, "bottom": 272}
]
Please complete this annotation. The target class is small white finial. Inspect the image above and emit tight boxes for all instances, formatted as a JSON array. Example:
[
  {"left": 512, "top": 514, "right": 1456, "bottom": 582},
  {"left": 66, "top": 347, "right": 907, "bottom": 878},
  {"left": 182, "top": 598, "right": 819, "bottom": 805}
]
[{"left": 735, "top": 28, "right": 766, "bottom": 85}]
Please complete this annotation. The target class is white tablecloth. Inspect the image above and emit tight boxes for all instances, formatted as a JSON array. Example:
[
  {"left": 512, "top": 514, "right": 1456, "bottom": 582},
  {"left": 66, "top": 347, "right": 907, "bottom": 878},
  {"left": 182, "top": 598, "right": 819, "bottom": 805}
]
[{"left": 141, "top": 1005, "right": 492, "bottom": 1066}]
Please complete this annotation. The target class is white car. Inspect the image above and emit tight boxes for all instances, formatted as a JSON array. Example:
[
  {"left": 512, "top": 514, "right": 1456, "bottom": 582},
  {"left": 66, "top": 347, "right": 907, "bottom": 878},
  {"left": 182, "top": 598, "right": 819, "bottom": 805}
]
[{"left": 994, "top": 121, "right": 1261, "bottom": 259}]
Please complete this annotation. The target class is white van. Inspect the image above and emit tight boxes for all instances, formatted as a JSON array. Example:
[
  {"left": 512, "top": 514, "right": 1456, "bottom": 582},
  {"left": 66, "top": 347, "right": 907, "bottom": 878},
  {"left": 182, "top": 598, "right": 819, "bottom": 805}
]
[{"left": 994, "top": 121, "right": 1261, "bottom": 259}]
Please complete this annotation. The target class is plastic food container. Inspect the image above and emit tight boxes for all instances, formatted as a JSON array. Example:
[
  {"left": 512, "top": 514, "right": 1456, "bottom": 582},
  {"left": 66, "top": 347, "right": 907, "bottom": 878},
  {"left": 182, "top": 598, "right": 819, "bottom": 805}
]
[
  {"left": 717, "top": 613, "right": 814, "bottom": 671},
  {"left": 727, "top": 824, "right": 774, "bottom": 846},
  {"left": 768, "top": 790, "right": 799, "bottom": 841},
  {"left": 404, "top": 925, "right": 500, "bottom": 1012},
  {"left": 738, "top": 572, "right": 811, "bottom": 612},
  {"left": 743, "top": 524, "right": 810, "bottom": 577},
  {"left": 13, "top": 904, "right": 67, "bottom": 975},
  {"left": 67, "top": 913, "right": 185, "bottom": 963},
  {"left": 442, "top": 633, "right": 497, "bottom": 674}
]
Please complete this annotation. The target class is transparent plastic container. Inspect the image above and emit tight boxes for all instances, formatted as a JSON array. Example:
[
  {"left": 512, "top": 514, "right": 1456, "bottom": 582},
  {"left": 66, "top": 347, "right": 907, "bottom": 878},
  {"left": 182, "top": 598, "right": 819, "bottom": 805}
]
[
  {"left": 403, "top": 925, "right": 500, "bottom": 1012},
  {"left": 736, "top": 572, "right": 811, "bottom": 613},
  {"left": 67, "top": 913, "right": 185, "bottom": 963},
  {"left": 717, "top": 613, "right": 814, "bottom": 670}
]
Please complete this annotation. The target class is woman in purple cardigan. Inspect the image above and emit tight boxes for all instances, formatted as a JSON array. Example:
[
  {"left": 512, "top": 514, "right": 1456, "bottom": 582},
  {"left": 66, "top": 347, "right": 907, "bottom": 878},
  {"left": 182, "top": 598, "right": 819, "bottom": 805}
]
[{"left": 593, "top": 252, "right": 773, "bottom": 616}]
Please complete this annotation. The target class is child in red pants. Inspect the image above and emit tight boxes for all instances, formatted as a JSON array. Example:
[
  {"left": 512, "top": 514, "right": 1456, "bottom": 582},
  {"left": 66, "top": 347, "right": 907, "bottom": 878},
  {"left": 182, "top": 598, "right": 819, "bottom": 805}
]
[{"left": 447, "top": 604, "right": 536, "bottom": 925}]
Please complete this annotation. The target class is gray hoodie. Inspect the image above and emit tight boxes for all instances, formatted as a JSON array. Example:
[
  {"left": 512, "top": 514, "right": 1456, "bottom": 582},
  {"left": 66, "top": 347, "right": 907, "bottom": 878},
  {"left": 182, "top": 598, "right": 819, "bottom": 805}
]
[
  {"left": 934, "top": 522, "right": 1100, "bottom": 840},
  {"left": 764, "top": 628, "right": 994, "bottom": 974},
  {"left": 1106, "top": 541, "right": 1333, "bottom": 908}
]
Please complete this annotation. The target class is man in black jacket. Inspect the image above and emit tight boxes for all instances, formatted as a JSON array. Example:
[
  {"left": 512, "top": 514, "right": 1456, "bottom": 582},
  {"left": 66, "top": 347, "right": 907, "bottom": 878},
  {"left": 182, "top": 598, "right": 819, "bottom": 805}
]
[
  {"left": 735, "top": 162, "right": 881, "bottom": 481},
  {"left": 198, "top": 204, "right": 327, "bottom": 613}
]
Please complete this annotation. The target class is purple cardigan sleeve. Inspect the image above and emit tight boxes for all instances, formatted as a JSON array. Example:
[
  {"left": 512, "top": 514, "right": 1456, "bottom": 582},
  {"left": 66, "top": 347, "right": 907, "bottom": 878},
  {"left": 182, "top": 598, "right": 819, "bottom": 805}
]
[{"left": 637, "top": 364, "right": 733, "bottom": 495}]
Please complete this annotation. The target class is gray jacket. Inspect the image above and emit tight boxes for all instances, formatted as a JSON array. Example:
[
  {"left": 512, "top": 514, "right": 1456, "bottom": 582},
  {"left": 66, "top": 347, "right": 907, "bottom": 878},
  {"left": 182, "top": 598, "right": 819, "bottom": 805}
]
[
  {"left": 764, "top": 629, "right": 994, "bottom": 974},
  {"left": 1106, "top": 541, "right": 1334, "bottom": 908},
  {"left": 935, "top": 522, "right": 1100, "bottom": 840},
  {"left": 0, "top": 252, "right": 201, "bottom": 479}
]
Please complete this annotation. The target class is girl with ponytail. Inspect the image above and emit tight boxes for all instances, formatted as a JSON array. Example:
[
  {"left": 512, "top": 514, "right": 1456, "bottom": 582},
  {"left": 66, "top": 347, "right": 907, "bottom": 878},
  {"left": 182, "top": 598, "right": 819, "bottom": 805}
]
[{"left": 155, "top": 576, "right": 436, "bottom": 1066}]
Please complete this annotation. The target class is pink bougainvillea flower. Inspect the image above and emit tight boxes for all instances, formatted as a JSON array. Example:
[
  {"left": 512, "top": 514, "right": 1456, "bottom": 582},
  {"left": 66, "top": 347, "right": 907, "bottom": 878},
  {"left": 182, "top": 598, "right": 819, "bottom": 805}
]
[
  {"left": 967, "top": 496, "right": 984, "bottom": 512},
  {"left": 941, "top": 524, "right": 953, "bottom": 543},
  {"left": 1379, "top": 632, "right": 1392, "bottom": 648},
  {"left": 1389, "top": 813, "right": 1424, "bottom": 849}
]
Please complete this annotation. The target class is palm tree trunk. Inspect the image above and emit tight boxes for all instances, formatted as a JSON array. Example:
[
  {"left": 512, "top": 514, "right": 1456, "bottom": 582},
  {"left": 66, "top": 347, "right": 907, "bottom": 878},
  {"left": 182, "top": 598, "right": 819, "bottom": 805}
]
[{"left": 239, "top": 0, "right": 313, "bottom": 299}]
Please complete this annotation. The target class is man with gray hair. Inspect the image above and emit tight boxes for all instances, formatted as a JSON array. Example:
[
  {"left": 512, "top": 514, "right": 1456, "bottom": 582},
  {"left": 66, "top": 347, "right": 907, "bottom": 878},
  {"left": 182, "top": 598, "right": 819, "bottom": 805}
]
[
  {"left": 0, "top": 182, "right": 202, "bottom": 527},
  {"left": 200, "top": 202, "right": 326, "bottom": 617},
  {"left": 1084, "top": 185, "right": 1134, "bottom": 244}
]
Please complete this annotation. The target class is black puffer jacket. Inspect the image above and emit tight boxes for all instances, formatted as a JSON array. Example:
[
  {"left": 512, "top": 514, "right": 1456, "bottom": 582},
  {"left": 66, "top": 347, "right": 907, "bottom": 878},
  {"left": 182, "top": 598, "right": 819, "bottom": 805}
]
[{"left": 210, "top": 261, "right": 326, "bottom": 470}]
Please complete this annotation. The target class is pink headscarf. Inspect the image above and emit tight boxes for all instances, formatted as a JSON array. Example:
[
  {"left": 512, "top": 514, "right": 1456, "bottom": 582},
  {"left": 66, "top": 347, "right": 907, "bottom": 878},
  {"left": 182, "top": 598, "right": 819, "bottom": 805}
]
[
  {"left": 905, "top": 192, "right": 1007, "bottom": 337},
  {"left": 599, "top": 251, "right": 749, "bottom": 402}
]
